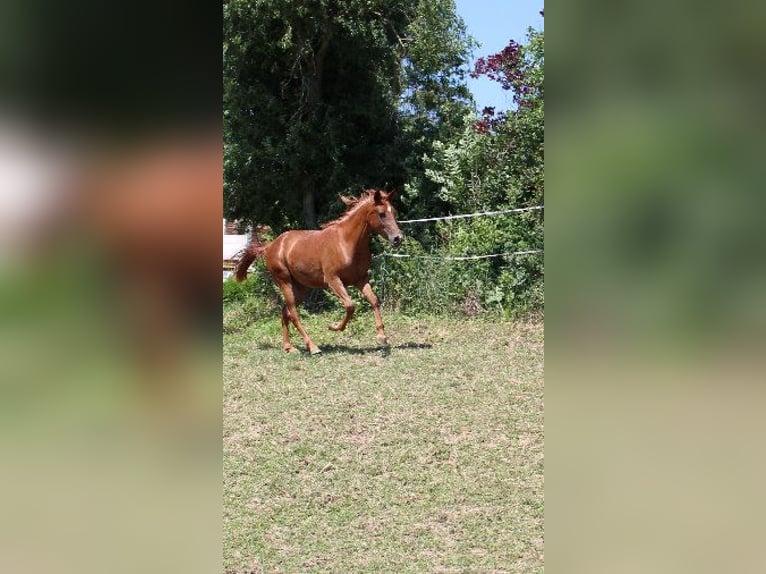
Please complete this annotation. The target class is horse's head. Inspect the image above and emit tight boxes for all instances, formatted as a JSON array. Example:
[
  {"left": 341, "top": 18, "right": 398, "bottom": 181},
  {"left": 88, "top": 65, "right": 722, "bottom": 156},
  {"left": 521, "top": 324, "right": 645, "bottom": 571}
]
[{"left": 368, "top": 189, "right": 403, "bottom": 247}]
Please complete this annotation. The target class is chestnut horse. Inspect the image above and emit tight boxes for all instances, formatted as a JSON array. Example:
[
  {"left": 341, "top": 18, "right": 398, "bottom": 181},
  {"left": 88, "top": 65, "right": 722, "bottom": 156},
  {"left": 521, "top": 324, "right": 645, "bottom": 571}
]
[{"left": 234, "top": 189, "right": 403, "bottom": 354}]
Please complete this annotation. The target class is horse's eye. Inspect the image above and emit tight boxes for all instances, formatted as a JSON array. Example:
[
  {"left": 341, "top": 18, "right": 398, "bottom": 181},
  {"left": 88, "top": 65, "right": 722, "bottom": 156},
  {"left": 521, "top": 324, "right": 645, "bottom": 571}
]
[{"left": 380, "top": 212, "right": 387, "bottom": 218}]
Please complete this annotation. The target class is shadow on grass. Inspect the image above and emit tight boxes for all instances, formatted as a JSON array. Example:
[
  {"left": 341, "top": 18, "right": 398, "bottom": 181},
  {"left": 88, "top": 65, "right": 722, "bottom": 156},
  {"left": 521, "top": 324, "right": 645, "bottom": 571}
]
[
  {"left": 317, "top": 341, "right": 433, "bottom": 356},
  {"left": 395, "top": 342, "right": 434, "bottom": 350},
  {"left": 316, "top": 344, "right": 384, "bottom": 356},
  {"left": 246, "top": 342, "right": 379, "bottom": 355},
  {"left": 247, "top": 341, "right": 434, "bottom": 356}
]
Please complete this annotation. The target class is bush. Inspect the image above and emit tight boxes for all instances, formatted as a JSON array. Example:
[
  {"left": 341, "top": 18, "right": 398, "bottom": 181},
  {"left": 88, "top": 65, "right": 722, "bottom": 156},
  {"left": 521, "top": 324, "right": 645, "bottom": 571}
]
[
  {"left": 369, "top": 219, "right": 542, "bottom": 318},
  {"left": 222, "top": 263, "right": 281, "bottom": 323},
  {"left": 223, "top": 212, "right": 543, "bottom": 320}
]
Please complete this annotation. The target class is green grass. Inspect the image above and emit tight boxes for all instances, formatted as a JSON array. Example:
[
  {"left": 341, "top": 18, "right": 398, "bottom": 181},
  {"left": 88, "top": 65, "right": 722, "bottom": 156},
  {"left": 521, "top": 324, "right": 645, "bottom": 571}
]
[{"left": 224, "top": 307, "right": 544, "bottom": 573}]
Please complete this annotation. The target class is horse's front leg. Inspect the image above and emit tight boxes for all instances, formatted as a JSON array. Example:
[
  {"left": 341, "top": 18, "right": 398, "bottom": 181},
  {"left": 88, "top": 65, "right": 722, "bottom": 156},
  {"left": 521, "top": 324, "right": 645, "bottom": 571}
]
[
  {"left": 326, "top": 276, "right": 355, "bottom": 332},
  {"left": 357, "top": 279, "right": 389, "bottom": 346}
]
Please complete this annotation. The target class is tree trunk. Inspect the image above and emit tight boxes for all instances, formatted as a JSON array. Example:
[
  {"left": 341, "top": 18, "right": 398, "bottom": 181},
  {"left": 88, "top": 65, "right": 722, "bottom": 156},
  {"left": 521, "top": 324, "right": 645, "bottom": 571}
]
[
  {"left": 296, "top": 22, "right": 333, "bottom": 230},
  {"left": 302, "top": 182, "right": 317, "bottom": 229}
]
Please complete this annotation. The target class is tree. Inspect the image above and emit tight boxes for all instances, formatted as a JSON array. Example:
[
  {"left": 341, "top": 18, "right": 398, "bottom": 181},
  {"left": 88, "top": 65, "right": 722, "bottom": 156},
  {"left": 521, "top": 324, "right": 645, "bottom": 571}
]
[
  {"left": 224, "top": 0, "right": 411, "bottom": 229},
  {"left": 469, "top": 27, "right": 544, "bottom": 207},
  {"left": 223, "top": 0, "right": 474, "bottom": 230},
  {"left": 397, "top": 0, "right": 477, "bottom": 221},
  {"left": 420, "top": 26, "right": 545, "bottom": 313},
  {"left": 425, "top": 26, "right": 544, "bottom": 214}
]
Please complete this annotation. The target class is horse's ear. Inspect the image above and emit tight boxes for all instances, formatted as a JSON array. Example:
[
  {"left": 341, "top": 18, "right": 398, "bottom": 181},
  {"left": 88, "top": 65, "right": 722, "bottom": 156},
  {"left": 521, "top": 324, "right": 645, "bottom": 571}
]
[
  {"left": 340, "top": 195, "right": 355, "bottom": 206},
  {"left": 373, "top": 189, "right": 383, "bottom": 204},
  {"left": 387, "top": 189, "right": 397, "bottom": 200}
]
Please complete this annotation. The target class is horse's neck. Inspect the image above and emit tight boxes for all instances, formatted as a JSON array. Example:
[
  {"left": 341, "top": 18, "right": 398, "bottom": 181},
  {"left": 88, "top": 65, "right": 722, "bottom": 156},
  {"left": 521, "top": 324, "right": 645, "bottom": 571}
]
[{"left": 337, "top": 204, "right": 373, "bottom": 256}]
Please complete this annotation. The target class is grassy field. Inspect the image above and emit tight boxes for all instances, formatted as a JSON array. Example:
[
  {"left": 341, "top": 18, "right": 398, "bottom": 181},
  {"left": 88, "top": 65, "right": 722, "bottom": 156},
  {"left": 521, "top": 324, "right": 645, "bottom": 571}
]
[{"left": 224, "top": 307, "right": 544, "bottom": 573}]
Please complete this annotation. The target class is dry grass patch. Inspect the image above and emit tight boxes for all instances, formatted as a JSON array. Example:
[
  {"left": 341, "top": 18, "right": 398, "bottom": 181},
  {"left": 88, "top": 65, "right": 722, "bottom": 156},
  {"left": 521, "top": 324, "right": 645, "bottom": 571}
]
[{"left": 224, "top": 310, "right": 543, "bottom": 573}]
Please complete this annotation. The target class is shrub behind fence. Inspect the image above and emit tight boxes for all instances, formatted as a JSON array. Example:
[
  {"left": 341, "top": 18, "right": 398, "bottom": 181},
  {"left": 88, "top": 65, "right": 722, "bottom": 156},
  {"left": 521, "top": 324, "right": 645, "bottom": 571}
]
[{"left": 223, "top": 207, "right": 543, "bottom": 319}]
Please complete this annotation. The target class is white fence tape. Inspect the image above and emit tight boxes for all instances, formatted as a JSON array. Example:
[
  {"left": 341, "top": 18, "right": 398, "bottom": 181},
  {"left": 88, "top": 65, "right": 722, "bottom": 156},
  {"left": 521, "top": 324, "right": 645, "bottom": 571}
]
[
  {"left": 225, "top": 205, "right": 543, "bottom": 281},
  {"left": 376, "top": 249, "right": 542, "bottom": 261},
  {"left": 398, "top": 205, "right": 543, "bottom": 224}
]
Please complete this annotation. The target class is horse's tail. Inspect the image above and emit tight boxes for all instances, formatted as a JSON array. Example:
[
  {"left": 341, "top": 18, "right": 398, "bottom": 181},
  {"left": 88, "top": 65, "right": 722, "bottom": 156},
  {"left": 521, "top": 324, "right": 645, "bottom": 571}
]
[{"left": 234, "top": 234, "right": 267, "bottom": 282}]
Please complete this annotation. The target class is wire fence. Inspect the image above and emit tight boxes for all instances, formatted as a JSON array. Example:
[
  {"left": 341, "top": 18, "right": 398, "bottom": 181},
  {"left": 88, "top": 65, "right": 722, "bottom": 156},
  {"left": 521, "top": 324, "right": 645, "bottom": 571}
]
[
  {"left": 375, "top": 249, "right": 542, "bottom": 261},
  {"left": 378, "top": 203, "right": 544, "bottom": 261},
  {"left": 397, "top": 205, "right": 543, "bottom": 224},
  {"left": 372, "top": 204, "right": 544, "bottom": 314},
  {"left": 228, "top": 203, "right": 544, "bottom": 314}
]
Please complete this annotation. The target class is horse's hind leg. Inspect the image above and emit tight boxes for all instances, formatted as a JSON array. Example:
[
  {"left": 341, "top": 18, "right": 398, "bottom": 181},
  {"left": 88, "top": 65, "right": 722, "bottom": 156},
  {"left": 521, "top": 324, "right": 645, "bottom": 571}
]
[
  {"left": 278, "top": 280, "right": 321, "bottom": 355},
  {"left": 326, "top": 277, "right": 355, "bottom": 332},
  {"left": 357, "top": 279, "right": 389, "bottom": 346},
  {"left": 280, "top": 305, "right": 298, "bottom": 353}
]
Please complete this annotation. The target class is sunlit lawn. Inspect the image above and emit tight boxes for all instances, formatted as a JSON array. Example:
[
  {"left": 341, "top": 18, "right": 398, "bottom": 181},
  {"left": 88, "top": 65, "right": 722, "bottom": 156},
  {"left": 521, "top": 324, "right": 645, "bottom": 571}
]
[{"left": 224, "top": 309, "right": 543, "bottom": 573}]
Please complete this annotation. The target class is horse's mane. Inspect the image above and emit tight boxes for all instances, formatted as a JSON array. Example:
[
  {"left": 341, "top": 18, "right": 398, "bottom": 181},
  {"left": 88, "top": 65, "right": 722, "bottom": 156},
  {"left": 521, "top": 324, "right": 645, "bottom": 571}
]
[{"left": 320, "top": 189, "right": 379, "bottom": 229}]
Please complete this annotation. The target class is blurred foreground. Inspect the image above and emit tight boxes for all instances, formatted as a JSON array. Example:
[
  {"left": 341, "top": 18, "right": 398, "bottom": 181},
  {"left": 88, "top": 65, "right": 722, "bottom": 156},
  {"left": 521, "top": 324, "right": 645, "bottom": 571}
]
[
  {"left": 0, "top": 1, "right": 222, "bottom": 571},
  {"left": 0, "top": 116, "right": 223, "bottom": 574},
  {"left": 548, "top": 1, "right": 766, "bottom": 572}
]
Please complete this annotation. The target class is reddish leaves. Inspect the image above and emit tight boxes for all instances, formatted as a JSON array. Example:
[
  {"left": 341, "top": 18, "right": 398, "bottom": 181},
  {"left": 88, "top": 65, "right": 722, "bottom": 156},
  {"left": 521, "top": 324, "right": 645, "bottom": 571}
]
[
  {"left": 470, "top": 41, "right": 522, "bottom": 91},
  {"left": 470, "top": 34, "right": 542, "bottom": 133}
]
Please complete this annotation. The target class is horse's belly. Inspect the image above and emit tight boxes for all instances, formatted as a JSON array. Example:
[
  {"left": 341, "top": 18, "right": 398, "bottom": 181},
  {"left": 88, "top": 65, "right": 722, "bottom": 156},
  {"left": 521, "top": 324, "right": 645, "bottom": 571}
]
[
  {"left": 282, "top": 253, "right": 326, "bottom": 288},
  {"left": 290, "top": 266, "right": 364, "bottom": 289},
  {"left": 291, "top": 267, "right": 326, "bottom": 288},
  {"left": 336, "top": 266, "right": 368, "bottom": 286}
]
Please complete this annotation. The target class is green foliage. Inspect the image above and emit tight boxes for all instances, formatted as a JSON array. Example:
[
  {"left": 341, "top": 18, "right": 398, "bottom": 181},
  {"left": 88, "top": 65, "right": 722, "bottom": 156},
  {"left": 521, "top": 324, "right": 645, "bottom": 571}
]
[
  {"left": 223, "top": 7, "right": 543, "bottom": 318},
  {"left": 222, "top": 264, "right": 282, "bottom": 328},
  {"left": 224, "top": 0, "right": 412, "bottom": 229},
  {"left": 224, "top": 0, "right": 474, "bottom": 230},
  {"left": 397, "top": 0, "right": 477, "bottom": 221},
  {"left": 375, "top": 26, "right": 544, "bottom": 317},
  {"left": 371, "top": 212, "right": 543, "bottom": 318}
]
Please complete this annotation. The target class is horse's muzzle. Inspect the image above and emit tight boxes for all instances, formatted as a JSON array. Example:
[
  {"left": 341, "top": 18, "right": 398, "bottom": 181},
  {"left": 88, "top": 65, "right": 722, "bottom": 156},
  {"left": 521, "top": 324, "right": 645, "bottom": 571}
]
[{"left": 391, "top": 234, "right": 403, "bottom": 247}]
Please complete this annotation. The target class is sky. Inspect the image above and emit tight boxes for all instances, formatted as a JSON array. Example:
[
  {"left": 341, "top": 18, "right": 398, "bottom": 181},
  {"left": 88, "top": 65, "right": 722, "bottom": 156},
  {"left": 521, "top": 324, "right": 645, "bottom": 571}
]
[{"left": 454, "top": 0, "right": 544, "bottom": 112}]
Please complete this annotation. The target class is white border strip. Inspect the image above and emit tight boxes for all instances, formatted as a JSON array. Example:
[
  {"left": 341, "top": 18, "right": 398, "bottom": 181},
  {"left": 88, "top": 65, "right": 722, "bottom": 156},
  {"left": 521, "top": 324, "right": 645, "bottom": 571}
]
[{"left": 398, "top": 205, "right": 543, "bottom": 224}]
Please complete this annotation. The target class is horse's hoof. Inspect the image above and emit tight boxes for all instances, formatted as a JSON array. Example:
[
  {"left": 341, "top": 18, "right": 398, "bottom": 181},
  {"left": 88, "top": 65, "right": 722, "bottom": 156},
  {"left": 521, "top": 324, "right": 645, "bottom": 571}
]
[
  {"left": 329, "top": 323, "right": 343, "bottom": 332},
  {"left": 377, "top": 335, "right": 390, "bottom": 347},
  {"left": 310, "top": 346, "right": 323, "bottom": 355},
  {"left": 284, "top": 346, "right": 299, "bottom": 354}
]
